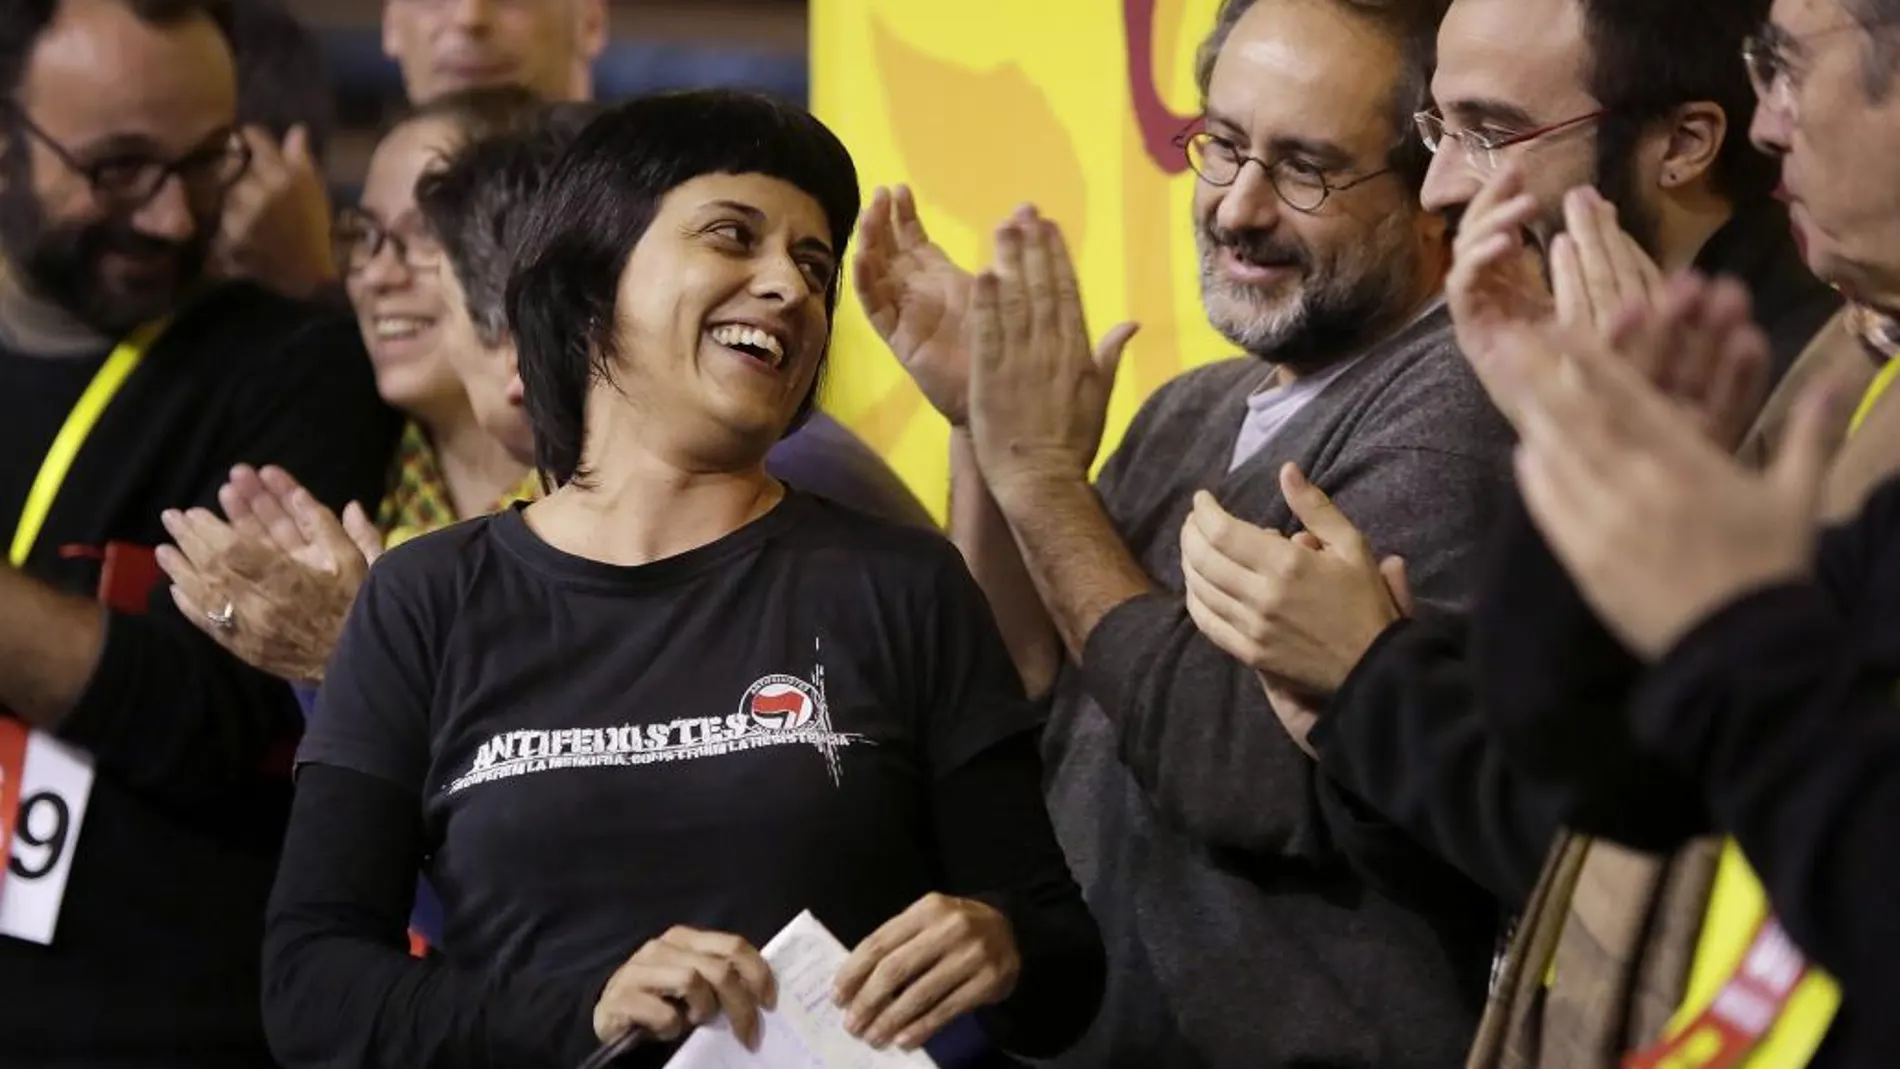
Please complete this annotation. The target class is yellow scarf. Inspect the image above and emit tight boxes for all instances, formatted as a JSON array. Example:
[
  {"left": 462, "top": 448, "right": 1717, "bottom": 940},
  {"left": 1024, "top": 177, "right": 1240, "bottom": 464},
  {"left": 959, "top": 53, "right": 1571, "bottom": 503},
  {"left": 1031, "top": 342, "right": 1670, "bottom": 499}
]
[{"left": 375, "top": 421, "right": 538, "bottom": 548}]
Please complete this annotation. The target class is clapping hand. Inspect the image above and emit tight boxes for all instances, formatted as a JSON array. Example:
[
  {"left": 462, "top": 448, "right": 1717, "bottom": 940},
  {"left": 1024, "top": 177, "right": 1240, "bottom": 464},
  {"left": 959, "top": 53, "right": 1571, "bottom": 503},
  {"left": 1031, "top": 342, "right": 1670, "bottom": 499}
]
[
  {"left": 1446, "top": 165, "right": 1556, "bottom": 392},
  {"left": 157, "top": 465, "right": 382, "bottom": 683},
  {"left": 1549, "top": 186, "right": 1664, "bottom": 334},
  {"left": 1181, "top": 464, "right": 1411, "bottom": 696},
  {"left": 1594, "top": 270, "right": 1772, "bottom": 452},
  {"left": 854, "top": 185, "right": 980, "bottom": 425},
  {"left": 1484, "top": 276, "right": 1845, "bottom": 658},
  {"left": 1250, "top": 533, "right": 1413, "bottom": 759},
  {"left": 1449, "top": 169, "right": 1671, "bottom": 419},
  {"left": 964, "top": 214, "right": 1138, "bottom": 507}
]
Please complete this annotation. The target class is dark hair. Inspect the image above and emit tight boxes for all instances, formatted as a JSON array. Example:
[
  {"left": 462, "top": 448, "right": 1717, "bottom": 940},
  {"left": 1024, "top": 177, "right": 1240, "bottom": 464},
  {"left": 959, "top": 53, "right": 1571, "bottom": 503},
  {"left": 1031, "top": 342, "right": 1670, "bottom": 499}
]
[
  {"left": 1196, "top": 0, "right": 1449, "bottom": 190},
  {"left": 230, "top": 0, "right": 332, "bottom": 161},
  {"left": 415, "top": 102, "right": 601, "bottom": 346},
  {"left": 1, "top": 0, "right": 234, "bottom": 161},
  {"left": 388, "top": 82, "right": 549, "bottom": 154},
  {"left": 506, "top": 89, "right": 860, "bottom": 489},
  {"left": 1579, "top": 0, "right": 1777, "bottom": 204},
  {"left": 1846, "top": 0, "right": 1900, "bottom": 99}
]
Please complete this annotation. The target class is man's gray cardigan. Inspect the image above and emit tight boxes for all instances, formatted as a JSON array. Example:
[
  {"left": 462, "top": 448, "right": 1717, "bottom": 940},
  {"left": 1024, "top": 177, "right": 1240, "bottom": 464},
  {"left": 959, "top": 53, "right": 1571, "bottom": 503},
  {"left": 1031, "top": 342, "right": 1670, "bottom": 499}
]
[{"left": 1041, "top": 304, "right": 1518, "bottom": 1068}]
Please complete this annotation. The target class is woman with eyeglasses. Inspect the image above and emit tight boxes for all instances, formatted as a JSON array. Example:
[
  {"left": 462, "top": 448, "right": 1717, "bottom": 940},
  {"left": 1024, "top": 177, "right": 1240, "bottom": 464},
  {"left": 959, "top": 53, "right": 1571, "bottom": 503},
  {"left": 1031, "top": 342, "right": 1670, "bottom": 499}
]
[
  {"left": 156, "top": 86, "right": 552, "bottom": 695},
  {"left": 338, "top": 86, "right": 543, "bottom": 548},
  {"left": 259, "top": 89, "right": 1103, "bottom": 1069},
  {"left": 161, "top": 87, "right": 545, "bottom": 634}
]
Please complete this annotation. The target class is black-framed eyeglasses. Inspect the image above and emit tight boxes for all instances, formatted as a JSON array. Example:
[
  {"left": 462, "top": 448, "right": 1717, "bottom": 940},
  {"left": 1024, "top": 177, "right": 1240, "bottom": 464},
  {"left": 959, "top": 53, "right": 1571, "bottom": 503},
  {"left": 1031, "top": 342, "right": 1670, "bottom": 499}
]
[
  {"left": 4, "top": 105, "right": 250, "bottom": 211},
  {"left": 334, "top": 207, "right": 444, "bottom": 274},
  {"left": 1174, "top": 129, "right": 1392, "bottom": 214},
  {"left": 1414, "top": 108, "right": 1607, "bottom": 175}
]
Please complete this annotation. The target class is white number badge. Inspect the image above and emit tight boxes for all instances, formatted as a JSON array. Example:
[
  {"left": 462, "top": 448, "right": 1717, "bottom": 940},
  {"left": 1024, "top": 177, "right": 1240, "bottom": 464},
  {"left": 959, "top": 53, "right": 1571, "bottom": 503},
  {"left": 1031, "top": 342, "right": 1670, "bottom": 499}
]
[{"left": 0, "top": 718, "right": 93, "bottom": 944}]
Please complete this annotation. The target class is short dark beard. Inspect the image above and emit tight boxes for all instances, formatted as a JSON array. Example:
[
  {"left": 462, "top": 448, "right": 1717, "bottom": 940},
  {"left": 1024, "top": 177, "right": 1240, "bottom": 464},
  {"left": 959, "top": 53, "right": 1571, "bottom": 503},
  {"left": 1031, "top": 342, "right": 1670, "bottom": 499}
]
[
  {"left": 0, "top": 152, "right": 210, "bottom": 336},
  {"left": 1592, "top": 116, "right": 1664, "bottom": 258}
]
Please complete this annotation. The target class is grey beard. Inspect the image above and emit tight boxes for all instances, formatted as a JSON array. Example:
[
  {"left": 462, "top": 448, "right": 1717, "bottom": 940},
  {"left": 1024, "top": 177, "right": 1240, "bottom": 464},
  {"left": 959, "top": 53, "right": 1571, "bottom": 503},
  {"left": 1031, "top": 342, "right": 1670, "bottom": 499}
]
[{"left": 1199, "top": 249, "right": 1420, "bottom": 372}]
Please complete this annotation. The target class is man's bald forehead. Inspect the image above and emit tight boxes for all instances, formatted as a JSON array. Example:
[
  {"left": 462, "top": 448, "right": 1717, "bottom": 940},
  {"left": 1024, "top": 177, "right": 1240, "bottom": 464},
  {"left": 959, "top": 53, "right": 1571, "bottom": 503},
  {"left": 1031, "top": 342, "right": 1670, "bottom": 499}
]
[
  {"left": 1433, "top": 0, "right": 1590, "bottom": 115},
  {"left": 1, "top": 0, "right": 232, "bottom": 104},
  {"left": 21, "top": 0, "right": 235, "bottom": 117}
]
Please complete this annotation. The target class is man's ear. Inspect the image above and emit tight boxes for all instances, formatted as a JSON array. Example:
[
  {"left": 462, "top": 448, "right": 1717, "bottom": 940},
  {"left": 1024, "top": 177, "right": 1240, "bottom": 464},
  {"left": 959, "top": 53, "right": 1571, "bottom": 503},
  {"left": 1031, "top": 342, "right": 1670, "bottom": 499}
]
[{"left": 1657, "top": 101, "right": 1727, "bottom": 190}]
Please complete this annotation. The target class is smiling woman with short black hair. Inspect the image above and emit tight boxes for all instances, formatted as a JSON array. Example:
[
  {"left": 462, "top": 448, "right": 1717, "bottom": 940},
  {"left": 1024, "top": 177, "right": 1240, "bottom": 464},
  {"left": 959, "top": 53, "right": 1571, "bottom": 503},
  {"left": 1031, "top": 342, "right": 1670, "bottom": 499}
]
[{"left": 259, "top": 89, "right": 1104, "bottom": 1069}]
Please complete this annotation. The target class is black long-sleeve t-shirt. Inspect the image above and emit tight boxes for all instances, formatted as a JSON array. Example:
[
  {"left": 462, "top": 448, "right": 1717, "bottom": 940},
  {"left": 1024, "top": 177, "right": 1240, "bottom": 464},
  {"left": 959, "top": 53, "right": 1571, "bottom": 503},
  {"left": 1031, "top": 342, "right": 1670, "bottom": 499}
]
[
  {"left": 264, "top": 494, "right": 1105, "bottom": 1069},
  {"left": 0, "top": 281, "right": 399, "bottom": 1066}
]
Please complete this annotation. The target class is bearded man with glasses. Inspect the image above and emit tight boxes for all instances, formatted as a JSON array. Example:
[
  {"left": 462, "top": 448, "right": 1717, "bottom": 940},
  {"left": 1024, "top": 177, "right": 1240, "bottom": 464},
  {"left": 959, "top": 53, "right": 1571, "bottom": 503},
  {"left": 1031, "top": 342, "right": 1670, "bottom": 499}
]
[
  {"left": 0, "top": 110, "right": 252, "bottom": 333},
  {"left": 0, "top": 1, "right": 397, "bottom": 1065},
  {"left": 1417, "top": 0, "right": 1840, "bottom": 381}
]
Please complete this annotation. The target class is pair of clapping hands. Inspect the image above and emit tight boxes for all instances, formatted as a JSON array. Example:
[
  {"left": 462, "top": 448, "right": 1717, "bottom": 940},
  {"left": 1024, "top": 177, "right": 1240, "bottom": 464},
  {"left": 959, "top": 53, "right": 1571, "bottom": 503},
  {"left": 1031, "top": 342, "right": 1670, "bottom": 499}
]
[
  {"left": 155, "top": 464, "right": 382, "bottom": 685},
  {"left": 1183, "top": 165, "right": 1846, "bottom": 755},
  {"left": 591, "top": 895, "right": 1018, "bottom": 1055},
  {"left": 853, "top": 187, "right": 1136, "bottom": 514}
]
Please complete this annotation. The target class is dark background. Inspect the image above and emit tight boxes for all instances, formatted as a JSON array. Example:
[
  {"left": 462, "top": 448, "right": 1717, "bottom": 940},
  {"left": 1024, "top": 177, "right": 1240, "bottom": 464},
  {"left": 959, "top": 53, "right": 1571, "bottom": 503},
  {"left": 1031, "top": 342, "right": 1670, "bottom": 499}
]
[{"left": 281, "top": 0, "right": 811, "bottom": 187}]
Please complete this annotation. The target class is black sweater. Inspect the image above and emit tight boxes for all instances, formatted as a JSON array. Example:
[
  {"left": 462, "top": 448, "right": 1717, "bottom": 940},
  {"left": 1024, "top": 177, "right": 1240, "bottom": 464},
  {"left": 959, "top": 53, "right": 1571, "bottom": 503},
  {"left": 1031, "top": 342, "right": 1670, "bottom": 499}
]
[
  {"left": 1310, "top": 495, "right": 1712, "bottom": 915},
  {"left": 0, "top": 282, "right": 398, "bottom": 1067},
  {"left": 1309, "top": 614, "right": 1564, "bottom": 908}
]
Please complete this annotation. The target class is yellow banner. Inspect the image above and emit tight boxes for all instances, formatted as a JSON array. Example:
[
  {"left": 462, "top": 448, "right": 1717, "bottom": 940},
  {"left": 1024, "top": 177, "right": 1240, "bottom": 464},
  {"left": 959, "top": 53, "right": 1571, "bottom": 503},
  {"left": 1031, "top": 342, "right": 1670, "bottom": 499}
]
[{"left": 812, "top": 0, "right": 1230, "bottom": 518}]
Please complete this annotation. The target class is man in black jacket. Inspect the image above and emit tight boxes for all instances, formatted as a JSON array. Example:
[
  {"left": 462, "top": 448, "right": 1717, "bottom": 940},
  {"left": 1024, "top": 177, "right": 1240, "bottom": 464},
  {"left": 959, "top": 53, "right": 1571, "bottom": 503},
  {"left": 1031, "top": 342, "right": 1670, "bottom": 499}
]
[{"left": 0, "top": 0, "right": 398, "bottom": 1063}]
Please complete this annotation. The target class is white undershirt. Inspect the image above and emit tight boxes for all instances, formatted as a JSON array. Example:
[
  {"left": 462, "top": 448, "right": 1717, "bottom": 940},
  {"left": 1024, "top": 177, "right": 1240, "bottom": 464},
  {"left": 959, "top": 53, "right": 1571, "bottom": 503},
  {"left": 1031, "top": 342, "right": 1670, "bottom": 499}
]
[{"left": 1227, "top": 295, "right": 1447, "bottom": 472}]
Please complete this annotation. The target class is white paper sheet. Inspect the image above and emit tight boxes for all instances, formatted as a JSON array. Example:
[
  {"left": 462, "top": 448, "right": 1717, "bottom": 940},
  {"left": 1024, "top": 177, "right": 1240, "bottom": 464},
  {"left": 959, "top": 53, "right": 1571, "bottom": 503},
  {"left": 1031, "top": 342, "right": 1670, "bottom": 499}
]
[{"left": 663, "top": 911, "right": 941, "bottom": 1069}]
